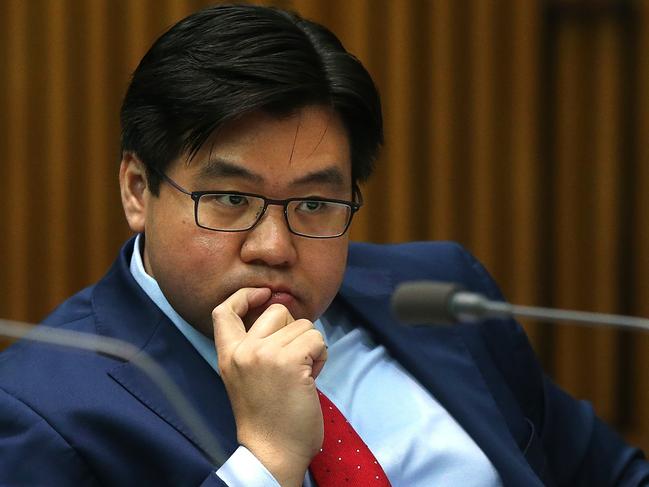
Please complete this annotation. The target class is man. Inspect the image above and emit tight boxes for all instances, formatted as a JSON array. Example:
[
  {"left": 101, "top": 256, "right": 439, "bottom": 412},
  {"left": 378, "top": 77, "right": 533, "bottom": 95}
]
[{"left": 0, "top": 4, "right": 647, "bottom": 486}]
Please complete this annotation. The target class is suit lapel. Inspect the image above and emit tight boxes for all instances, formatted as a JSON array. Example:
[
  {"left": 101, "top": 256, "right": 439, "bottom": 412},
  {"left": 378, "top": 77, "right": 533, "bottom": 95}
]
[
  {"left": 107, "top": 319, "right": 239, "bottom": 463},
  {"left": 91, "top": 238, "right": 238, "bottom": 464},
  {"left": 337, "top": 263, "right": 544, "bottom": 487}
]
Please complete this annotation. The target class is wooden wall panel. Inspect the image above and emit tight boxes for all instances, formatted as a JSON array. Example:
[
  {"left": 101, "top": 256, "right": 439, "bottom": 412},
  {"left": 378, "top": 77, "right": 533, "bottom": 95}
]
[
  {"left": 634, "top": 0, "right": 649, "bottom": 446},
  {"left": 427, "top": 0, "right": 455, "bottom": 242},
  {"left": 3, "top": 0, "right": 30, "bottom": 323},
  {"left": 1, "top": 0, "right": 647, "bottom": 453},
  {"left": 509, "top": 0, "right": 543, "bottom": 348}
]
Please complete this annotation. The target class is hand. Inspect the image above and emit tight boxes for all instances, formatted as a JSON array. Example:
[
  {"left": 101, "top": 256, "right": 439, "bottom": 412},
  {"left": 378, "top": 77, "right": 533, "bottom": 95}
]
[{"left": 212, "top": 288, "right": 327, "bottom": 486}]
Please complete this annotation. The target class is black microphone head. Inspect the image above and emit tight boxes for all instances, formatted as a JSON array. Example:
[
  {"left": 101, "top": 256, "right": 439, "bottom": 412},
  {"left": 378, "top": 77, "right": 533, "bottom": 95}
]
[{"left": 391, "top": 281, "right": 465, "bottom": 325}]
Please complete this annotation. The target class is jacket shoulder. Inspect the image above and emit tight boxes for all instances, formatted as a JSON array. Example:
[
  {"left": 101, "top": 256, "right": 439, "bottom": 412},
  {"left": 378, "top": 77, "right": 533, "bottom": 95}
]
[
  {"left": 41, "top": 284, "right": 95, "bottom": 327},
  {"left": 348, "top": 240, "right": 503, "bottom": 299}
]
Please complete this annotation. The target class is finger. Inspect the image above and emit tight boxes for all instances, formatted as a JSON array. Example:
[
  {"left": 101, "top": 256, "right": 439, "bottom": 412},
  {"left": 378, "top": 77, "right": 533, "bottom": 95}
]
[
  {"left": 310, "top": 339, "right": 328, "bottom": 380},
  {"left": 247, "top": 303, "right": 295, "bottom": 340},
  {"left": 270, "top": 319, "right": 315, "bottom": 346},
  {"left": 213, "top": 288, "right": 271, "bottom": 349},
  {"left": 219, "top": 287, "right": 272, "bottom": 320},
  {"left": 284, "top": 328, "right": 328, "bottom": 378},
  {"left": 311, "top": 352, "right": 327, "bottom": 380}
]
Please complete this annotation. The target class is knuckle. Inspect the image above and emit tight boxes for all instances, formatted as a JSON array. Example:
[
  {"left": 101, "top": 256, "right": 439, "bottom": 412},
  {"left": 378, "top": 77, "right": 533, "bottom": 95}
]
[
  {"left": 275, "top": 353, "right": 291, "bottom": 369},
  {"left": 294, "top": 318, "right": 314, "bottom": 329},
  {"left": 211, "top": 304, "right": 227, "bottom": 322},
  {"left": 231, "top": 349, "right": 255, "bottom": 370},
  {"left": 266, "top": 303, "right": 288, "bottom": 314},
  {"left": 244, "top": 343, "right": 276, "bottom": 367},
  {"left": 305, "top": 328, "right": 324, "bottom": 341},
  {"left": 256, "top": 346, "right": 276, "bottom": 363}
]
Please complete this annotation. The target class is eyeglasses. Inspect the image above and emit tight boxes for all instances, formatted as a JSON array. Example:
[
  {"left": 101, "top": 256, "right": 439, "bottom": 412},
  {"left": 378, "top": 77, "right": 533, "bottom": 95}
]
[{"left": 156, "top": 171, "right": 362, "bottom": 239}]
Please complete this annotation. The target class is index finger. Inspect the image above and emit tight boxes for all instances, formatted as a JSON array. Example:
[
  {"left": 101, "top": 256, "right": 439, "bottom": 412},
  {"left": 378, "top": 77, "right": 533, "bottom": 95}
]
[{"left": 212, "top": 287, "right": 271, "bottom": 348}]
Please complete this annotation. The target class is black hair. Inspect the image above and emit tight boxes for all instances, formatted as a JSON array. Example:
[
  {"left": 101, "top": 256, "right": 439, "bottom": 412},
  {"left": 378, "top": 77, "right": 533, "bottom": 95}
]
[{"left": 120, "top": 3, "right": 383, "bottom": 195}]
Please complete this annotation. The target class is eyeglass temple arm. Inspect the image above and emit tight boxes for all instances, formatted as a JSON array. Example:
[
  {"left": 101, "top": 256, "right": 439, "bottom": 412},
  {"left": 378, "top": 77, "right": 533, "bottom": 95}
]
[
  {"left": 353, "top": 183, "right": 364, "bottom": 209},
  {"left": 148, "top": 165, "right": 193, "bottom": 196}
]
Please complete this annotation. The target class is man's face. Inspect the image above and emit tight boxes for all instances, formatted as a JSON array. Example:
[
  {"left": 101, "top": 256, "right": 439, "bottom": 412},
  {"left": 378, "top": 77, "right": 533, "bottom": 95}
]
[{"left": 121, "top": 105, "right": 353, "bottom": 335}]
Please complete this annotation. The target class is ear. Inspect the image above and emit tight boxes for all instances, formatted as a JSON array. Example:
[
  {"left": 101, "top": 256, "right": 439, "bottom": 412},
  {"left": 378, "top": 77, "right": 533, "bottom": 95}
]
[{"left": 119, "top": 153, "right": 149, "bottom": 233}]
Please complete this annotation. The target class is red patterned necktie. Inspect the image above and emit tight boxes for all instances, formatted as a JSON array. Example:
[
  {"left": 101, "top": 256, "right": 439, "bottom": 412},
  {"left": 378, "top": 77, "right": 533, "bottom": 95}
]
[{"left": 310, "top": 390, "right": 391, "bottom": 486}]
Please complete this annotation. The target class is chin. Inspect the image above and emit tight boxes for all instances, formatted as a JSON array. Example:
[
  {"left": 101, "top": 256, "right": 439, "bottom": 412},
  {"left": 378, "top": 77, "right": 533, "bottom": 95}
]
[{"left": 195, "top": 318, "right": 216, "bottom": 338}]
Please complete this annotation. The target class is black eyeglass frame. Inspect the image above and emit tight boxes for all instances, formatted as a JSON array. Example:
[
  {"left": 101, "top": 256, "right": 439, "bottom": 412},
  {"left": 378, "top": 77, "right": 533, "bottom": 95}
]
[{"left": 155, "top": 171, "right": 363, "bottom": 239}]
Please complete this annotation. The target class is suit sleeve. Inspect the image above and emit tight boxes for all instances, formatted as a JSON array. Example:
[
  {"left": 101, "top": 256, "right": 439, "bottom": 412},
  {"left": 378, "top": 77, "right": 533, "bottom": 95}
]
[
  {"left": 0, "top": 385, "right": 100, "bottom": 486},
  {"left": 540, "top": 377, "right": 649, "bottom": 486},
  {"left": 0, "top": 386, "right": 230, "bottom": 487}
]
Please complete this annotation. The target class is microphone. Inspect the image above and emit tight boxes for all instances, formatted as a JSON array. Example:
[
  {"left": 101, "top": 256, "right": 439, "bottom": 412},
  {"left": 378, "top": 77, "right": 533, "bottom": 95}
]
[
  {"left": 0, "top": 318, "right": 226, "bottom": 467},
  {"left": 391, "top": 281, "right": 649, "bottom": 332}
]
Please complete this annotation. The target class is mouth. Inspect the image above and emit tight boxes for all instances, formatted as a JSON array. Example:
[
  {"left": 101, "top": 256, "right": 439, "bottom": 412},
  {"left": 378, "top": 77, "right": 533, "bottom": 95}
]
[
  {"left": 238, "top": 282, "right": 299, "bottom": 307},
  {"left": 263, "top": 290, "right": 295, "bottom": 306},
  {"left": 239, "top": 285, "right": 301, "bottom": 327},
  {"left": 262, "top": 286, "right": 298, "bottom": 307}
]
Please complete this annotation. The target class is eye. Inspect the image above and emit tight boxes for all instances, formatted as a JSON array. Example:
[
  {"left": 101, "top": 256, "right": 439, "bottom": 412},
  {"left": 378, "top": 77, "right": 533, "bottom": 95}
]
[
  {"left": 296, "top": 200, "right": 327, "bottom": 213},
  {"left": 215, "top": 194, "right": 248, "bottom": 207}
]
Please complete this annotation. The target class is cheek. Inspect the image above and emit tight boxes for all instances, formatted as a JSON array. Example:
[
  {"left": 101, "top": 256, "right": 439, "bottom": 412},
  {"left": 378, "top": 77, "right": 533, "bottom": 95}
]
[
  {"left": 194, "top": 233, "right": 231, "bottom": 258},
  {"left": 174, "top": 234, "right": 244, "bottom": 285},
  {"left": 148, "top": 216, "right": 241, "bottom": 286},
  {"left": 301, "top": 238, "right": 348, "bottom": 310},
  {"left": 148, "top": 231, "right": 246, "bottom": 330}
]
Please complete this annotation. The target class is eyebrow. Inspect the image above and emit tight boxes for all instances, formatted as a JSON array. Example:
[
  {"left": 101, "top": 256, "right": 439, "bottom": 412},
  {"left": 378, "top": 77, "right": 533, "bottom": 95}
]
[
  {"left": 291, "top": 167, "right": 345, "bottom": 188},
  {"left": 197, "top": 158, "right": 347, "bottom": 189},
  {"left": 197, "top": 158, "right": 263, "bottom": 183}
]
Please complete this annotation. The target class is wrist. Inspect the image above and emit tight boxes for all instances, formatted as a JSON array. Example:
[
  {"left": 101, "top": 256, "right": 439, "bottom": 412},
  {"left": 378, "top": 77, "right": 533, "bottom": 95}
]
[{"left": 240, "top": 438, "right": 313, "bottom": 487}]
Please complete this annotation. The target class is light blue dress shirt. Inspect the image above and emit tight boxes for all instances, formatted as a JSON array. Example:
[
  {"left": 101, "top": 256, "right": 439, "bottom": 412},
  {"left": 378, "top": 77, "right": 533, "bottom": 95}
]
[{"left": 130, "top": 234, "right": 502, "bottom": 486}]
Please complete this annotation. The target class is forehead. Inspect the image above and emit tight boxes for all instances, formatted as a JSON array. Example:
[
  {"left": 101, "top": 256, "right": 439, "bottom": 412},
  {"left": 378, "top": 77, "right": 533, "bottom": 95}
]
[{"left": 174, "top": 105, "right": 352, "bottom": 193}]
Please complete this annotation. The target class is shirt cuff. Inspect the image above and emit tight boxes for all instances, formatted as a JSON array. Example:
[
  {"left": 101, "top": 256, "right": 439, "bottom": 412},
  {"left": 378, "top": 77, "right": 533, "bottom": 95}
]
[{"left": 215, "top": 446, "right": 281, "bottom": 487}]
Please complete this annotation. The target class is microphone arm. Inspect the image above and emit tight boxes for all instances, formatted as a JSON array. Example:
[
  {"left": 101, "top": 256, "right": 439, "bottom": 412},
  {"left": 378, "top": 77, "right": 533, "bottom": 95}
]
[
  {"left": 451, "top": 291, "right": 649, "bottom": 332},
  {"left": 392, "top": 281, "right": 649, "bottom": 333},
  {"left": 0, "top": 319, "right": 226, "bottom": 467}
]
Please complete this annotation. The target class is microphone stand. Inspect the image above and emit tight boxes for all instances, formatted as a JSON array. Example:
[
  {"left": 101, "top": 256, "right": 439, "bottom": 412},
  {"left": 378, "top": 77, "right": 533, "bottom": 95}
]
[{"left": 450, "top": 292, "right": 649, "bottom": 333}]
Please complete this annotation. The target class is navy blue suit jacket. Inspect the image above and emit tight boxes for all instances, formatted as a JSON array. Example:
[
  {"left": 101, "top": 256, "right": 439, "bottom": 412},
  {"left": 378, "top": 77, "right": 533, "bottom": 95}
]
[{"left": 1, "top": 238, "right": 647, "bottom": 486}]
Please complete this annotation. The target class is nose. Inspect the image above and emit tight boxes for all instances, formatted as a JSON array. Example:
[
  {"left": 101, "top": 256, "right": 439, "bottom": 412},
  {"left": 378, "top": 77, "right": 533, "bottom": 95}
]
[{"left": 240, "top": 205, "right": 297, "bottom": 267}]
